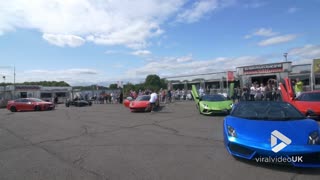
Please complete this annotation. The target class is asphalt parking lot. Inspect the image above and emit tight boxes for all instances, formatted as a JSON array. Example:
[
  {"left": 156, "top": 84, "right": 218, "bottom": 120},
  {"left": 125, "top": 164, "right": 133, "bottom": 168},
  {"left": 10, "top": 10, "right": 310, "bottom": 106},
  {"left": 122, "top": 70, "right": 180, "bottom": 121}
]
[{"left": 0, "top": 101, "right": 319, "bottom": 180}]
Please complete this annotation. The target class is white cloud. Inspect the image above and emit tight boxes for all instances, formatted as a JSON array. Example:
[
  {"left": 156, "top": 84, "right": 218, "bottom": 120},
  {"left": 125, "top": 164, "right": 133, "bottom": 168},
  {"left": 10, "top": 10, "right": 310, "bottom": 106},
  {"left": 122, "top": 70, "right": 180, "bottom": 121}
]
[
  {"left": 288, "top": 44, "right": 320, "bottom": 64},
  {"left": 254, "top": 28, "right": 277, "bottom": 37},
  {"left": 42, "top": 33, "right": 85, "bottom": 47},
  {"left": 258, "top": 34, "right": 297, "bottom": 46},
  {"left": 19, "top": 68, "right": 102, "bottom": 85},
  {"left": 0, "top": 0, "right": 185, "bottom": 48},
  {"left": 26, "top": 68, "right": 99, "bottom": 75},
  {"left": 243, "top": 1, "right": 266, "bottom": 8},
  {"left": 176, "top": 0, "right": 219, "bottom": 23},
  {"left": 104, "top": 50, "right": 118, "bottom": 55},
  {"left": 131, "top": 50, "right": 152, "bottom": 56},
  {"left": 245, "top": 28, "right": 278, "bottom": 39},
  {"left": 15, "top": 44, "right": 320, "bottom": 85},
  {"left": 124, "top": 55, "right": 268, "bottom": 79},
  {"left": 176, "top": 55, "right": 193, "bottom": 62}
]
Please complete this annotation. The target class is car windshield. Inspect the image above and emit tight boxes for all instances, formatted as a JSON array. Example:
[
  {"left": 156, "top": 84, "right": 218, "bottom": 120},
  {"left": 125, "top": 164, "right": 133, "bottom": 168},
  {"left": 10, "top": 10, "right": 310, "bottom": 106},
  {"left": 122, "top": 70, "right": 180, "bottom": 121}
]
[
  {"left": 231, "top": 101, "right": 305, "bottom": 120},
  {"left": 201, "top": 95, "right": 226, "bottom": 101},
  {"left": 298, "top": 92, "right": 320, "bottom": 101},
  {"left": 135, "top": 96, "right": 150, "bottom": 101}
]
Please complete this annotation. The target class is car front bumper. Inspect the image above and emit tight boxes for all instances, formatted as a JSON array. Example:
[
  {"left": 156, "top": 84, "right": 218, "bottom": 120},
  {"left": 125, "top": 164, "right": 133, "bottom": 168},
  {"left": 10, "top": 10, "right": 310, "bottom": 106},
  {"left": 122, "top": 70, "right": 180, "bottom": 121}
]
[{"left": 224, "top": 134, "right": 320, "bottom": 167}]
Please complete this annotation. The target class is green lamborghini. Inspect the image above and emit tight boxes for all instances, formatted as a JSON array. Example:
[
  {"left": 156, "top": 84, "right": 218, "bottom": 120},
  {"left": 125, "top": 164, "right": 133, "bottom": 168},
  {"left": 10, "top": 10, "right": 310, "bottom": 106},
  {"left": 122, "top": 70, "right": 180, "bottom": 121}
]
[{"left": 191, "top": 85, "right": 233, "bottom": 115}]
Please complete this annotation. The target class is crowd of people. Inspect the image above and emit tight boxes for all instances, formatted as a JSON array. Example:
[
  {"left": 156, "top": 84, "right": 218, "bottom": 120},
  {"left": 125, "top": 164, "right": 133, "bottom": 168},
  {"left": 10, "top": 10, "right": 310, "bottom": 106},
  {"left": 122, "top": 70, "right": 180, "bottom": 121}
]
[
  {"left": 73, "top": 91, "right": 124, "bottom": 104},
  {"left": 69, "top": 78, "right": 304, "bottom": 106},
  {"left": 127, "top": 88, "right": 192, "bottom": 104},
  {"left": 231, "top": 78, "right": 304, "bottom": 102}
]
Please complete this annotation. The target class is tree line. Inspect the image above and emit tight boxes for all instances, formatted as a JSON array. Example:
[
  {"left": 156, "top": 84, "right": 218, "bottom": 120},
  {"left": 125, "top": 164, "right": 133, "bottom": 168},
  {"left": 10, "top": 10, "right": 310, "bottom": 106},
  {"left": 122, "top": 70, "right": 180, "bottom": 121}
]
[{"left": 0, "top": 74, "right": 167, "bottom": 93}]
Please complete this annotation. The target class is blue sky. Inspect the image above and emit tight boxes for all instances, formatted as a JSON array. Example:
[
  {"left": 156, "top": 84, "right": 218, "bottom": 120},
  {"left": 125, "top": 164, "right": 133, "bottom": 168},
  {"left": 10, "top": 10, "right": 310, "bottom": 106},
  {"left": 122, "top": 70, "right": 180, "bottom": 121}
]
[{"left": 1, "top": 0, "right": 320, "bottom": 86}]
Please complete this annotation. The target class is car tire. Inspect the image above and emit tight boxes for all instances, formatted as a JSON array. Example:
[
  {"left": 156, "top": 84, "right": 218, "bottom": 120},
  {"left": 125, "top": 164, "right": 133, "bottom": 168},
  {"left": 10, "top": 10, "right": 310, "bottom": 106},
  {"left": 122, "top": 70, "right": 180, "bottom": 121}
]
[
  {"left": 65, "top": 102, "right": 70, "bottom": 107},
  {"left": 10, "top": 106, "right": 17, "bottom": 112},
  {"left": 35, "top": 105, "right": 41, "bottom": 111}
]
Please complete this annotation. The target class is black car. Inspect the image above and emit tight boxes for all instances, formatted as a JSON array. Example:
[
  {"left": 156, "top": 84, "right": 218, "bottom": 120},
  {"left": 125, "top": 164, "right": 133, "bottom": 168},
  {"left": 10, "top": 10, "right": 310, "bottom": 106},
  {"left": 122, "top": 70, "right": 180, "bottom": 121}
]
[{"left": 65, "top": 99, "right": 92, "bottom": 107}]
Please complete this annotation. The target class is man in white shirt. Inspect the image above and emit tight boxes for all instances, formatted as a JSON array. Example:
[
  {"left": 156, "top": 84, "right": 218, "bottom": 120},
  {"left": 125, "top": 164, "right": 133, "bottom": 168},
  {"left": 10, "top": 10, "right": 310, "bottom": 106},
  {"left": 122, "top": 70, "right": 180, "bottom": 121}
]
[
  {"left": 149, "top": 91, "right": 158, "bottom": 112},
  {"left": 199, "top": 87, "right": 205, "bottom": 97}
]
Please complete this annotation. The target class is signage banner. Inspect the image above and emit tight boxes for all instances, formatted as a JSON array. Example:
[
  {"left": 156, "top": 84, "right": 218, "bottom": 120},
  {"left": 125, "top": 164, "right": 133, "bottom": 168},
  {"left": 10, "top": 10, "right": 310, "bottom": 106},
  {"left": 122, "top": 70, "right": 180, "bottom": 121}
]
[
  {"left": 243, "top": 63, "right": 283, "bottom": 75},
  {"left": 227, "top": 71, "right": 234, "bottom": 81},
  {"left": 313, "top": 59, "right": 320, "bottom": 75}
]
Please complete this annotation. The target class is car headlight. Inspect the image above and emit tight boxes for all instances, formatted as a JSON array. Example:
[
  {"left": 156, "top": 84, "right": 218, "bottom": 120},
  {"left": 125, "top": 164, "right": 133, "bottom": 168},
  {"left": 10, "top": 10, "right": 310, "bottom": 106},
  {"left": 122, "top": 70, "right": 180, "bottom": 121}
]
[
  {"left": 227, "top": 125, "right": 237, "bottom": 137},
  {"left": 308, "top": 131, "right": 320, "bottom": 145},
  {"left": 202, "top": 103, "right": 208, "bottom": 108}
]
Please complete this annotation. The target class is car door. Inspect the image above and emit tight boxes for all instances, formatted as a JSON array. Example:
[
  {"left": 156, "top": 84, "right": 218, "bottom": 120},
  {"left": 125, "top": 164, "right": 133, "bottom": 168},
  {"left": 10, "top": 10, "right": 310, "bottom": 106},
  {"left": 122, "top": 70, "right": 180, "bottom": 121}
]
[
  {"left": 191, "top": 85, "right": 200, "bottom": 103},
  {"left": 279, "top": 78, "right": 295, "bottom": 103},
  {"left": 14, "top": 99, "right": 24, "bottom": 110},
  {"left": 21, "top": 99, "right": 33, "bottom": 111}
]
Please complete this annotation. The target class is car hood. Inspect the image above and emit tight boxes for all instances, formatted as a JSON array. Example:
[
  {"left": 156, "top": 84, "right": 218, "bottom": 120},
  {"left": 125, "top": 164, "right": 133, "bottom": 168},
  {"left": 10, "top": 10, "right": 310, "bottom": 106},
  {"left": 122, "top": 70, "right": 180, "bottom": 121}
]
[
  {"left": 225, "top": 116, "right": 319, "bottom": 145},
  {"left": 200, "top": 100, "right": 233, "bottom": 109}
]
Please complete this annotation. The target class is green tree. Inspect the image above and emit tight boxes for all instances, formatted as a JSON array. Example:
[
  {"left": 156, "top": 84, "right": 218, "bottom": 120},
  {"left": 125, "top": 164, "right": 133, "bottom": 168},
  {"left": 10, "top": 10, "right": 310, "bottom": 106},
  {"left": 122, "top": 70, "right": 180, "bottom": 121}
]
[
  {"left": 160, "top": 78, "right": 167, "bottom": 89},
  {"left": 145, "top": 74, "right": 161, "bottom": 91},
  {"left": 123, "top": 83, "right": 136, "bottom": 96},
  {"left": 109, "top": 83, "right": 118, "bottom": 89},
  {"left": 21, "top": 81, "right": 70, "bottom": 87}
]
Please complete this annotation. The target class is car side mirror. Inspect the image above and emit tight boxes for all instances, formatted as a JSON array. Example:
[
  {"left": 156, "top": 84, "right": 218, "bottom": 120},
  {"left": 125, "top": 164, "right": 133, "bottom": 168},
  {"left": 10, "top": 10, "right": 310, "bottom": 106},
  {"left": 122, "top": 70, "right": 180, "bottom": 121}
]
[{"left": 306, "top": 109, "right": 317, "bottom": 119}]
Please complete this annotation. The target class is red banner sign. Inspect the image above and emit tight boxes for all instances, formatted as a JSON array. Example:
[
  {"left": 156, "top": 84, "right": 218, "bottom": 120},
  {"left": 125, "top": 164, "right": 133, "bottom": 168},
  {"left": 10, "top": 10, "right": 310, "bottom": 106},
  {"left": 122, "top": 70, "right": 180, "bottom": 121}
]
[
  {"left": 227, "top": 71, "right": 234, "bottom": 81},
  {"left": 243, "top": 63, "right": 283, "bottom": 75}
]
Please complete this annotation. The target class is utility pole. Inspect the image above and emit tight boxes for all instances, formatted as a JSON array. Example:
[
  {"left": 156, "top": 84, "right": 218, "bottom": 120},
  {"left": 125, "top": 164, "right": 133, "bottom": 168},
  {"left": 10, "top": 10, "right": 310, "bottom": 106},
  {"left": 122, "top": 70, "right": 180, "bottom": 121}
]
[
  {"left": 13, "top": 65, "right": 16, "bottom": 99},
  {"left": 283, "top": 53, "right": 288, "bottom": 62},
  {"left": 3, "top": 76, "right": 6, "bottom": 100}
]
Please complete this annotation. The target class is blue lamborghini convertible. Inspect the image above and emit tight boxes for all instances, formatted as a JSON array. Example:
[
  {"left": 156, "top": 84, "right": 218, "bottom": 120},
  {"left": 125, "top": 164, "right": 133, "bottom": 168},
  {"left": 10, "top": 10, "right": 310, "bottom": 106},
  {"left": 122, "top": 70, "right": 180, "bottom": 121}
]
[{"left": 223, "top": 101, "right": 320, "bottom": 167}]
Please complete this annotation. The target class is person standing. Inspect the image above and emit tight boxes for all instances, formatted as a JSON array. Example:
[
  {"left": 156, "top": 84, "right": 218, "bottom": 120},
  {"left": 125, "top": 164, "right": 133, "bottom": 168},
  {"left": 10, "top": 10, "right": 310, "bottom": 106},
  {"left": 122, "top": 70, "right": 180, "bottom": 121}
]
[
  {"left": 119, "top": 91, "right": 123, "bottom": 104},
  {"left": 295, "top": 78, "right": 303, "bottom": 97},
  {"left": 199, "top": 87, "right": 205, "bottom": 97},
  {"left": 250, "top": 84, "right": 256, "bottom": 101},
  {"left": 149, "top": 91, "right": 158, "bottom": 112},
  {"left": 167, "top": 90, "right": 172, "bottom": 103},
  {"left": 54, "top": 95, "right": 58, "bottom": 104}
]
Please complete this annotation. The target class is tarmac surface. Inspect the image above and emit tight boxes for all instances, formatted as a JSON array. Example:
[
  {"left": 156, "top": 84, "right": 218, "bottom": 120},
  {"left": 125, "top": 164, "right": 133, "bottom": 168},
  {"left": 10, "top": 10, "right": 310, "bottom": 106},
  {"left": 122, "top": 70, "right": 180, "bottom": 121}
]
[{"left": 0, "top": 101, "right": 319, "bottom": 180}]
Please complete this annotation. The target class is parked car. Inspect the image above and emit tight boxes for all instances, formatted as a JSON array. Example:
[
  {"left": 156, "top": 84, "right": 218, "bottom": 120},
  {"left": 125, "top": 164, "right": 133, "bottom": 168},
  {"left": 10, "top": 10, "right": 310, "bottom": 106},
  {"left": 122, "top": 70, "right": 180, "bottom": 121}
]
[
  {"left": 123, "top": 96, "right": 133, "bottom": 108},
  {"left": 191, "top": 85, "right": 233, "bottom": 115},
  {"left": 280, "top": 77, "right": 320, "bottom": 119},
  {"left": 126, "top": 95, "right": 159, "bottom": 112},
  {"left": 65, "top": 99, "right": 92, "bottom": 107},
  {"left": 6, "top": 98, "right": 55, "bottom": 112},
  {"left": 224, "top": 101, "right": 320, "bottom": 167}
]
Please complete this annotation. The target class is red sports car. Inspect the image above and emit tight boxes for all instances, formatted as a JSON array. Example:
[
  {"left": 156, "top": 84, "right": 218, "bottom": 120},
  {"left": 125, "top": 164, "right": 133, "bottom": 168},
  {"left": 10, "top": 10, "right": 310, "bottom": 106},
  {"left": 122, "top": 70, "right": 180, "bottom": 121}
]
[
  {"left": 280, "top": 78, "right": 320, "bottom": 119},
  {"left": 123, "top": 97, "right": 133, "bottom": 108},
  {"left": 7, "top": 98, "right": 55, "bottom": 112},
  {"left": 127, "top": 95, "right": 159, "bottom": 112}
]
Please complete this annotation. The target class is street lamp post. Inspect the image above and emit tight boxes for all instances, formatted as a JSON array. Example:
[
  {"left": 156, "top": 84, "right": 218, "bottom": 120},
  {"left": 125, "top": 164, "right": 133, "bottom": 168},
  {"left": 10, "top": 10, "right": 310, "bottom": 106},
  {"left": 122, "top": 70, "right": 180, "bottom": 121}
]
[
  {"left": 3, "top": 76, "right": 6, "bottom": 100},
  {"left": 283, "top": 53, "right": 288, "bottom": 62}
]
